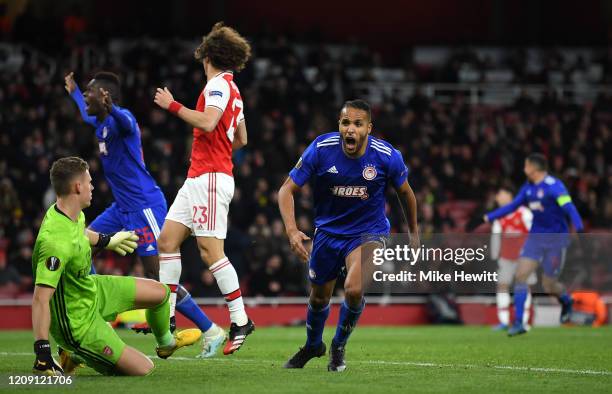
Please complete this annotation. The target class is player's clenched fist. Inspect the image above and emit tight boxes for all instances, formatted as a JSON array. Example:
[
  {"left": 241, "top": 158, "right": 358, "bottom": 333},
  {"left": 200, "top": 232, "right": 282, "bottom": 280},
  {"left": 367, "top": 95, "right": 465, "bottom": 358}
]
[
  {"left": 154, "top": 87, "right": 174, "bottom": 110},
  {"left": 287, "top": 229, "right": 311, "bottom": 262},
  {"left": 64, "top": 72, "right": 76, "bottom": 94}
]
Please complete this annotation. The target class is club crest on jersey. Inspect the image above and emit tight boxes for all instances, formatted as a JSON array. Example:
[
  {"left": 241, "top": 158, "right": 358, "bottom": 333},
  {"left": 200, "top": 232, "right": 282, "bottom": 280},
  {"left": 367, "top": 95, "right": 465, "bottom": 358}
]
[
  {"left": 45, "top": 256, "right": 60, "bottom": 271},
  {"left": 537, "top": 188, "right": 544, "bottom": 198},
  {"left": 208, "top": 90, "right": 223, "bottom": 97},
  {"left": 98, "top": 141, "right": 108, "bottom": 156},
  {"left": 331, "top": 186, "right": 369, "bottom": 200},
  {"left": 103, "top": 346, "right": 113, "bottom": 356},
  {"left": 362, "top": 165, "right": 377, "bottom": 180}
]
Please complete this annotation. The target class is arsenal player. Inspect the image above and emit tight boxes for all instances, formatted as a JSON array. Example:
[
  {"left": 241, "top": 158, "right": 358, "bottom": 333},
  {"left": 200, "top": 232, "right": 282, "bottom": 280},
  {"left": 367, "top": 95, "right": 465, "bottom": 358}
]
[
  {"left": 154, "top": 22, "right": 254, "bottom": 355},
  {"left": 489, "top": 185, "right": 535, "bottom": 331}
]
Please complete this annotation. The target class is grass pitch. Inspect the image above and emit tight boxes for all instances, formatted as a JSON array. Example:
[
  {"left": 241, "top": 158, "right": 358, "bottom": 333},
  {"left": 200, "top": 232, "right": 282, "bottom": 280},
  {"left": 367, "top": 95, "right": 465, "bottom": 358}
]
[{"left": 0, "top": 326, "right": 611, "bottom": 393}]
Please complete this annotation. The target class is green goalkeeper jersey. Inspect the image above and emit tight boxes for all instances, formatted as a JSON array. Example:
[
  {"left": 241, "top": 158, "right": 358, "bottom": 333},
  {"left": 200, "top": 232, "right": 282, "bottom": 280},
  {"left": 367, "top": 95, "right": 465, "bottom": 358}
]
[{"left": 32, "top": 204, "right": 97, "bottom": 344}]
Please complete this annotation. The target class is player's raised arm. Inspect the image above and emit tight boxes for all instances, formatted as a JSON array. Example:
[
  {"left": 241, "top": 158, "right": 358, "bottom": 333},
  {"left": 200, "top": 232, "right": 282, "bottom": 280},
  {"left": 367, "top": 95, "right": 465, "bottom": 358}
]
[
  {"left": 100, "top": 88, "right": 137, "bottom": 134},
  {"left": 154, "top": 87, "right": 223, "bottom": 132},
  {"left": 484, "top": 185, "right": 527, "bottom": 223},
  {"left": 65, "top": 72, "right": 98, "bottom": 126},
  {"left": 278, "top": 177, "right": 311, "bottom": 262}
]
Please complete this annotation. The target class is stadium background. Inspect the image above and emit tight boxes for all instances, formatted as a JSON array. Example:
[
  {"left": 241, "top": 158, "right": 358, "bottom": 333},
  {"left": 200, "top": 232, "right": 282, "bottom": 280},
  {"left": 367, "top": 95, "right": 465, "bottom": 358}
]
[{"left": 0, "top": 0, "right": 611, "bottom": 327}]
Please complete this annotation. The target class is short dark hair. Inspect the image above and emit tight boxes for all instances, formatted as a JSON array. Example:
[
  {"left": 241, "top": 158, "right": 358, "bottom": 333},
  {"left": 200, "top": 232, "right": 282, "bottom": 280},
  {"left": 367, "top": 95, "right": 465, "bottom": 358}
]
[
  {"left": 341, "top": 99, "right": 372, "bottom": 121},
  {"left": 92, "top": 71, "right": 121, "bottom": 103},
  {"left": 194, "top": 22, "right": 252, "bottom": 72},
  {"left": 50, "top": 157, "right": 89, "bottom": 196},
  {"left": 526, "top": 153, "right": 548, "bottom": 171},
  {"left": 498, "top": 183, "right": 515, "bottom": 195}
]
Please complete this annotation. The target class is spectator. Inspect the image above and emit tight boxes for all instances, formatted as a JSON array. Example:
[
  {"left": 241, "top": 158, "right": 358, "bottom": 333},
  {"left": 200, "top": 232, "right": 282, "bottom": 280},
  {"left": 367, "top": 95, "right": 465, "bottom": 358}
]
[
  {"left": 191, "top": 270, "right": 221, "bottom": 298},
  {"left": 0, "top": 250, "right": 20, "bottom": 297},
  {"left": 0, "top": 37, "right": 610, "bottom": 298},
  {"left": 249, "top": 254, "right": 285, "bottom": 297}
]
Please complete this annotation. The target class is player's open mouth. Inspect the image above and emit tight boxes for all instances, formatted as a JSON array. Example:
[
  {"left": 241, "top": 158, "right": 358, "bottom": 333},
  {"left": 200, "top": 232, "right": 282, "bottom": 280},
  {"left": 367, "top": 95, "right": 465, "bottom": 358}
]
[{"left": 344, "top": 136, "right": 357, "bottom": 150}]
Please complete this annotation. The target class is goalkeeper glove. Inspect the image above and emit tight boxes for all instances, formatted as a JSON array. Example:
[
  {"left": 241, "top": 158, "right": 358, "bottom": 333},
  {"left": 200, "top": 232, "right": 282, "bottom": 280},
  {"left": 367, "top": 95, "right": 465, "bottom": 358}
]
[
  {"left": 96, "top": 231, "right": 139, "bottom": 256},
  {"left": 33, "top": 340, "right": 64, "bottom": 376}
]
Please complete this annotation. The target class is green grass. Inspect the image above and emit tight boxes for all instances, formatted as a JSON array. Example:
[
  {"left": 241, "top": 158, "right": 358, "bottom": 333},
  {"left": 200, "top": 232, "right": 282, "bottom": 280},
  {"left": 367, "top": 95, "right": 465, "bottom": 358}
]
[{"left": 1, "top": 326, "right": 611, "bottom": 393}]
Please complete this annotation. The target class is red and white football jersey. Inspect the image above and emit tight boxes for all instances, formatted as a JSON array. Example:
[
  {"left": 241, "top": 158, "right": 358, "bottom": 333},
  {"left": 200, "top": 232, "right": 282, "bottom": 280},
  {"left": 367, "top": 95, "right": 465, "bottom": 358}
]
[
  {"left": 188, "top": 71, "right": 244, "bottom": 178},
  {"left": 491, "top": 206, "right": 532, "bottom": 260}
]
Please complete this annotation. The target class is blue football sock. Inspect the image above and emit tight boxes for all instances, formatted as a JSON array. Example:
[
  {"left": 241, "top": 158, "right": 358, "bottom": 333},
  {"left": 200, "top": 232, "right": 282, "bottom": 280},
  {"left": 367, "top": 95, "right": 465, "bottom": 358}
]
[
  {"left": 176, "top": 289, "right": 213, "bottom": 332},
  {"left": 305, "top": 303, "right": 330, "bottom": 348},
  {"left": 558, "top": 292, "right": 572, "bottom": 306},
  {"left": 332, "top": 298, "right": 365, "bottom": 346},
  {"left": 513, "top": 283, "right": 529, "bottom": 326}
]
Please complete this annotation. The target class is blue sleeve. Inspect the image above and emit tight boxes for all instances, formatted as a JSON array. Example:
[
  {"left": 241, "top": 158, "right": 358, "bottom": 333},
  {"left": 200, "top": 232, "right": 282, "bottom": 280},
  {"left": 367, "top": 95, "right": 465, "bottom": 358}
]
[
  {"left": 561, "top": 202, "right": 584, "bottom": 232},
  {"left": 109, "top": 105, "right": 137, "bottom": 135},
  {"left": 289, "top": 141, "right": 318, "bottom": 187},
  {"left": 389, "top": 149, "right": 409, "bottom": 188},
  {"left": 70, "top": 86, "right": 98, "bottom": 127},
  {"left": 549, "top": 180, "right": 584, "bottom": 231},
  {"left": 486, "top": 185, "right": 527, "bottom": 222}
]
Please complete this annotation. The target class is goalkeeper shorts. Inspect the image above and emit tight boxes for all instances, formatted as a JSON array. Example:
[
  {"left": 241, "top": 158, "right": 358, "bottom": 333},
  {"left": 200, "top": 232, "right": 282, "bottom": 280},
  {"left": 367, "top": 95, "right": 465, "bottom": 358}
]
[{"left": 53, "top": 275, "right": 136, "bottom": 375}]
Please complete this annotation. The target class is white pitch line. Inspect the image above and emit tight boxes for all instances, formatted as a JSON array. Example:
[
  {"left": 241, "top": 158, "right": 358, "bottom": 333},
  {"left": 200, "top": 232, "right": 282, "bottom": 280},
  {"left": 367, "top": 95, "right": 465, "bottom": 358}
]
[
  {"left": 155, "top": 356, "right": 612, "bottom": 376},
  {"left": 362, "top": 360, "right": 612, "bottom": 376},
  {"left": 1, "top": 353, "right": 610, "bottom": 377}
]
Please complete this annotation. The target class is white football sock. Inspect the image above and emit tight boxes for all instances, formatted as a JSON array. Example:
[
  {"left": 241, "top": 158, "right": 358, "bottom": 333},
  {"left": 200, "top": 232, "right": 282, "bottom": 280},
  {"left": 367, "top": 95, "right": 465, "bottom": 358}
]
[
  {"left": 210, "top": 257, "right": 248, "bottom": 326},
  {"left": 523, "top": 292, "right": 532, "bottom": 326},
  {"left": 159, "top": 253, "right": 182, "bottom": 318},
  {"left": 496, "top": 292, "right": 511, "bottom": 326},
  {"left": 204, "top": 323, "right": 222, "bottom": 338}
]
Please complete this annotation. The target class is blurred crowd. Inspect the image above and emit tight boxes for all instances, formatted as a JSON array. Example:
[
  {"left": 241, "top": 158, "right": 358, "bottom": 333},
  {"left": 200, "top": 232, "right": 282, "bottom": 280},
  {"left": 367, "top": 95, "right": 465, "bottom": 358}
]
[
  {"left": 1, "top": 36, "right": 611, "bottom": 299},
  {"left": 409, "top": 47, "right": 612, "bottom": 85}
]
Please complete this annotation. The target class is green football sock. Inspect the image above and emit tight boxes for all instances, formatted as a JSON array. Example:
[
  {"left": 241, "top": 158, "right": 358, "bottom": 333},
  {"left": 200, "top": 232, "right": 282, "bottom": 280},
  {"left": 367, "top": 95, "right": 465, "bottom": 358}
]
[{"left": 146, "top": 285, "right": 174, "bottom": 347}]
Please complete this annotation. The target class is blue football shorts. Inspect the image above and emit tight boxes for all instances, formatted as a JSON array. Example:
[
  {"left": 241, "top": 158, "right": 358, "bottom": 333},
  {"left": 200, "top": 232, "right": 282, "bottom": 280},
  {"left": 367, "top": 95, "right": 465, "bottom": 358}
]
[
  {"left": 520, "top": 233, "right": 569, "bottom": 277},
  {"left": 308, "top": 229, "right": 386, "bottom": 285},
  {"left": 89, "top": 201, "right": 167, "bottom": 257}
]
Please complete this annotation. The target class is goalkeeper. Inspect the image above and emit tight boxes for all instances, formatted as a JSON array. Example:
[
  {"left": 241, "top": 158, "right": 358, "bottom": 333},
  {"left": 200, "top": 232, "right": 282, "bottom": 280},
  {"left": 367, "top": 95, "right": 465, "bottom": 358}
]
[{"left": 32, "top": 157, "right": 200, "bottom": 376}]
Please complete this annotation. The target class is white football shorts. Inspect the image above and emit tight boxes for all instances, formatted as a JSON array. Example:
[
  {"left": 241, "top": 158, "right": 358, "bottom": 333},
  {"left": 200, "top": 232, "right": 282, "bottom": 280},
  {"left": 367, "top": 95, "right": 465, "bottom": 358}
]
[
  {"left": 166, "top": 172, "right": 234, "bottom": 239},
  {"left": 498, "top": 257, "right": 537, "bottom": 285}
]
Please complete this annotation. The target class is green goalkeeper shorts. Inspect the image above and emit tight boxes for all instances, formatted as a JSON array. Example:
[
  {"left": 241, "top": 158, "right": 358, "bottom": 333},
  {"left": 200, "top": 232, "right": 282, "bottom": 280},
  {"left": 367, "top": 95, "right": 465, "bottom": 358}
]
[{"left": 64, "top": 275, "right": 137, "bottom": 375}]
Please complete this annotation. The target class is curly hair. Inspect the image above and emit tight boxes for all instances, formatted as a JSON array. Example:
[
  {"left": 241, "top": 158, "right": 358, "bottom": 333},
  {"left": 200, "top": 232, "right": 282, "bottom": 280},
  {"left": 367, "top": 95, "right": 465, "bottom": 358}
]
[{"left": 194, "top": 22, "right": 252, "bottom": 72}]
